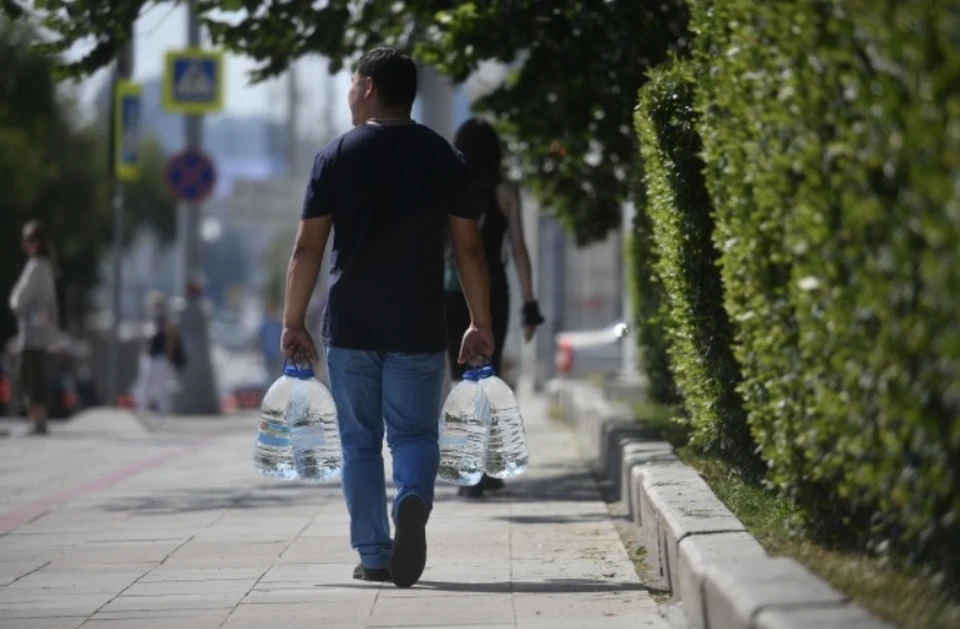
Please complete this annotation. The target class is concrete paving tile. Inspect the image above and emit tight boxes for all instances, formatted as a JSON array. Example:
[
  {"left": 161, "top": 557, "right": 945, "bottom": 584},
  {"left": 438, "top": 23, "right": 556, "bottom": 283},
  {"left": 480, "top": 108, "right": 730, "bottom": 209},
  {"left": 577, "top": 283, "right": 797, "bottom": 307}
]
[
  {"left": 0, "top": 590, "right": 113, "bottom": 608},
  {"left": 81, "top": 610, "right": 230, "bottom": 629},
  {"left": 513, "top": 592, "right": 659, "bottom": 620},
  {"left": 192, "top": 523, "right": 307, "bottom": 543},
  {"left": 119, "top": 512, "right": 224, "bottom": 528},
  {"left": 510, "top": 559, "right": 625, "bottom": 582},
  {"left": 377, "top": 583, "right": 509, "bottom": 599},
  {"left": 416, "top": 562, "right": 512, "bottom": 584},
  {"left": 367, "top": 594, "right": 516, "bottom": 626},
  {"left": 243, "top": 586, "right": 380, "bottom": 603},
  {"left": 0, "top": 616, "right": 87, "bottom": 629},
  {"left": 427, "top": 547, "right": 512, "bottom": 564},
  {"left": 83, "top": 530, "right": 194, "bottom": 544},
  {"left": 121, "top": 578, "right": 256, "bottom": 597},
  {"left": 373, "top": 626, "right": 515, "bottom": 629},
  {"left": 259, "top": 562, "right": 364, "bottom": 583},
  {"left": 276, "top": 537, "right": 358, "bottom": 564},
  {"left": 80, "top": 618, "right": 225, "bottom": 629},
  {"left": 44, "top": 542, "right": 183, "bottom": 565},
  {"left": 97, "top": 593, "right": 241, "bottom": 613},
  {"left": 0, "top": 561, "right": 50, "bottom": 587},
  {"left": 138, "top": 567, "right": 266, "bottom": 582},
  {"left": 518, "top": 617, "right": 668, "bottom": 629},
  {"left": 0, "top": 595, "right": 107, "bottom": 619},
  {"left": 166, "top": 540, "right": 288, "bottom": 560},
  {"left": 4, "top": 568, "right": 148, "bottom": 593},
  {"left": 155, "top": 554, "right": 277, "bottom": 569},
  {"left": 38, "top": 561, "right": 156, "bottom": 574},
  {"left": 223, "top": 601, "right": 373, "bottom": 628}
]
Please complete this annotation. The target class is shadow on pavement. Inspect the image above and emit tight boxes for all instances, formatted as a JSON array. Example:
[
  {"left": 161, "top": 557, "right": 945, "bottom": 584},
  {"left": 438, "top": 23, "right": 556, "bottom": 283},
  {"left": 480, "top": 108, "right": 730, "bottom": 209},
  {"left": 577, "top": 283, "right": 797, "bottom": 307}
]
[
  {"left": 326, "top": 579, "right": 650, "bottom": 594},
  {"left": 493, "top": 512, "right": 612, "bottom": 525},
  {"left": 434, "top": 470, "right": 602, "bottom": 505},
  {"left": 417, "top": 579, "right": 650, "bottom": 593},
  {"left": 98, "top": 485, "right": 338, "bottom": 515}
]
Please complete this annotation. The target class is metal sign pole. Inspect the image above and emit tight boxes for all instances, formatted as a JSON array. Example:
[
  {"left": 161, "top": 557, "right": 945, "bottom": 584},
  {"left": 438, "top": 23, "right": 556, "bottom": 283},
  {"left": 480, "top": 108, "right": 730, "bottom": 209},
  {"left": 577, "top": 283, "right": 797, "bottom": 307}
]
[
  {"left": 172, "top": 0, "right": 220, "bottom": 415},
  {"left": 106, "top": 42, "right": 134, "bottom": 407}
]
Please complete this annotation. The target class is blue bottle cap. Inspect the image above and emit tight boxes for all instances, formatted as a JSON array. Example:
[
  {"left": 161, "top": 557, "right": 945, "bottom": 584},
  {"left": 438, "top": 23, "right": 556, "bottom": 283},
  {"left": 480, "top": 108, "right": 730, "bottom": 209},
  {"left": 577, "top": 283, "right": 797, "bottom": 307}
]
[
  {"left": 463, "top": 365, "right": 495, "bottom": 381},
  {"left": 283, "top": 359, "right": 315, "bottom": 379}
]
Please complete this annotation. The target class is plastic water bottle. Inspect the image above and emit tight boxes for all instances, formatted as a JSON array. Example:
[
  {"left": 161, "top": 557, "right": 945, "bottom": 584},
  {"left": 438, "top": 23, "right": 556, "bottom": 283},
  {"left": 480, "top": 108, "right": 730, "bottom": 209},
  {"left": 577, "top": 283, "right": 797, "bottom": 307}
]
[
  {"left": 437, "top": 367, "right": 491, "bottom": 486},
  {"left": 481, "top": 372, "right": 529, "bottom": 479},
  {"left": 254, "top": 373, "right": 297, "bottom": 481},
  {"left": 254, "top": 361, "right": 341, "bottom": 482}
]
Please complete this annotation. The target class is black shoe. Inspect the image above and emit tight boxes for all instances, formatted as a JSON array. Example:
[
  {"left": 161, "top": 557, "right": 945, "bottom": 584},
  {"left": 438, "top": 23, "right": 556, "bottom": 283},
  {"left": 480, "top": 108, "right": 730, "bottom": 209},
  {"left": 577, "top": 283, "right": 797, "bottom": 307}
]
[
  {"left": 480, "top": 475, "right": 504, "bottom": 491},
  {"left": 390, "top": 496, "right": 428, "bottom": 588},
  {"left": 26, "top": 425, "right": 48, "bottom": 436},
  {"left": 353, "top": 563, "right": 391, "bottom": 582},
  {"left": 458, "top": 484, "right": 485, "bottom": 498}
]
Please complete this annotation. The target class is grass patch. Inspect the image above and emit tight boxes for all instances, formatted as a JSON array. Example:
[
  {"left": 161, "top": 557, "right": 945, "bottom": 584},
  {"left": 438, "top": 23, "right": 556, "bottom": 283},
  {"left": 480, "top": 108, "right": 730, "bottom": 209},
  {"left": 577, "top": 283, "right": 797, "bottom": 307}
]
[{"left": 634, "top": 403, "right": 960, "bottom": 629}]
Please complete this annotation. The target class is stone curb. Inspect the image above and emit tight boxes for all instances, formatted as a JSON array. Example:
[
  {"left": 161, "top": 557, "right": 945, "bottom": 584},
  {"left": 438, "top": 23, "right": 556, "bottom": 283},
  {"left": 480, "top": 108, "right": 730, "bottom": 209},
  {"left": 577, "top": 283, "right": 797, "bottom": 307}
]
[{"left": 551, "top": 380, "right": 894, "bottom": 629}]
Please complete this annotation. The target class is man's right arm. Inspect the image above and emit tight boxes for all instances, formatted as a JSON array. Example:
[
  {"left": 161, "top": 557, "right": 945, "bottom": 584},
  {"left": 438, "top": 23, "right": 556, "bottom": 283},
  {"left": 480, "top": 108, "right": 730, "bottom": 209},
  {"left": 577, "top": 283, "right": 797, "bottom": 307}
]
[
  {"left": 447, "top": 215, "right": 493, "bottom": 357},
  {"left": 281, "top": 151, "right": 334, "bottom": 360}
]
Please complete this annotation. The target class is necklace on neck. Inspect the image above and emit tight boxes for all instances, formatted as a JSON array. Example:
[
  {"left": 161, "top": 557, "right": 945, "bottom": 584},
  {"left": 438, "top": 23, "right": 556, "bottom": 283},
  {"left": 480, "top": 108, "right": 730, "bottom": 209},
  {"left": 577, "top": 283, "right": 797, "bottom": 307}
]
[{"left": 366, "top": 117, "right": 415, "bottom": 127}]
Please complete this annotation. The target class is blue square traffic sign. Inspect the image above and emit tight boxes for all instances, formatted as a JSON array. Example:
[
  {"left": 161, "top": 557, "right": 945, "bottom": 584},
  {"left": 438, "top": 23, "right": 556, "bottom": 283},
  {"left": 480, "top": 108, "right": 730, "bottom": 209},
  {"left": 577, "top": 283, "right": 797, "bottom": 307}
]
[
  {"left": 173, "top": 58, "right": 217, "bottom": 102},
  {"left": 163, "top": 49, "right": 225, "bottom": 114},
  {"left": 114, "top": 80, "right": 141, "bottom": 182}
]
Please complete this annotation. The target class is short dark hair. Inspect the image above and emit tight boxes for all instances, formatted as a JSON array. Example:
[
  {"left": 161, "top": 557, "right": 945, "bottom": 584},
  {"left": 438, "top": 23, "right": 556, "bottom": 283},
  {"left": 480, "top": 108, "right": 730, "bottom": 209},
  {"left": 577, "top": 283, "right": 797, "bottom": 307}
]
[{"left": 356, "top": 47, "right": 418, "bottom": 109}]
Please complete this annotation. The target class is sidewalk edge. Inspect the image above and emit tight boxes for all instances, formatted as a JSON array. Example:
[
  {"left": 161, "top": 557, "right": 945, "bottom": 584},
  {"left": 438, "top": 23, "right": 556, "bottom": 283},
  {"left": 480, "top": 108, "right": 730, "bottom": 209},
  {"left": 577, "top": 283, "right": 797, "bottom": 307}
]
[{"left": 549, "top": 379, "right": 894, "bottom": 629}]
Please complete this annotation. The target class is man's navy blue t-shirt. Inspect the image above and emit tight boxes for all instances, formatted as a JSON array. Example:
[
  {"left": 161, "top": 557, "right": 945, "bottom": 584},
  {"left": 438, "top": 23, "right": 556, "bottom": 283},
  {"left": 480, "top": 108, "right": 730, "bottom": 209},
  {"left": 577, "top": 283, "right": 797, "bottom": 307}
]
[{"left": 301, "top": 123, "right": 477, "bottom": 353}]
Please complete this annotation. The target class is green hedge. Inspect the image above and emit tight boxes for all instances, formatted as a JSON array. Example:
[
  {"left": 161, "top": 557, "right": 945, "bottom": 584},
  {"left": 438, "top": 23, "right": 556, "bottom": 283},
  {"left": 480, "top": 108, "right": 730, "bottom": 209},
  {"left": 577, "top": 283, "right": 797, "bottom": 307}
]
[
  {"left": 626, "top": 167, "right": 680, "bottom": 406},
  {"left": 689, "top": 0, "right": 960, "bottom": 577},
  {"left": 635, "top": 60, "right": 760, "bottom": 473}
]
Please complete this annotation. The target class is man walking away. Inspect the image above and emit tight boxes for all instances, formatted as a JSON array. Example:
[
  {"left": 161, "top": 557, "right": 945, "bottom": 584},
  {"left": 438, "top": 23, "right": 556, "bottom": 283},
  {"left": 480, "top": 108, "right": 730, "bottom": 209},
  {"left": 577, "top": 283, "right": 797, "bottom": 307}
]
[{"left": 279, "top": 48, "right": 494, "bottom": 589}]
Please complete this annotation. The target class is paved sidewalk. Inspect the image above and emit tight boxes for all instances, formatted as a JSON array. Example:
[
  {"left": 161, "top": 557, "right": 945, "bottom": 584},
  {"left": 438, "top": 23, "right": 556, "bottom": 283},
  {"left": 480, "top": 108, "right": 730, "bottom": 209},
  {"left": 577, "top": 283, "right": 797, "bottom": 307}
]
[{"left": 0, "top": 386, "right": 670, "bottom": 629}]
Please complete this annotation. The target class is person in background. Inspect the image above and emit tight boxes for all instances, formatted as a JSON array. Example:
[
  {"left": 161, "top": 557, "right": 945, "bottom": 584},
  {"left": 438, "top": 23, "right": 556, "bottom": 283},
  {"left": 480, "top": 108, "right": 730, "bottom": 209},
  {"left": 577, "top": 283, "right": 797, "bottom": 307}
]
[
  {"left": 443, "top": 117, "right": 546, "bottom": 498},
  {"left": 9, "top": 221, "right": 60, "bottom": 436},
  {"left": 133, "top": 291, "right": 179, "bottom": 416},
  {"left": 258, "top": 302, "right": 284, "bottom": 383},
  {"left": 280, "top": 48, "right": 494, "bottom": 588}
]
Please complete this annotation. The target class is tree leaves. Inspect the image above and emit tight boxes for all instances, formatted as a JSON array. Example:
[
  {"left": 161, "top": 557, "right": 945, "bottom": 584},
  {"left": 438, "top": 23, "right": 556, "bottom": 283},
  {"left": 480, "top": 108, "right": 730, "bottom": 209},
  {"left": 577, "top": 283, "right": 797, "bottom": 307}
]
[{"left": 10, "top": 0, "right": 689, "bottom": 242}]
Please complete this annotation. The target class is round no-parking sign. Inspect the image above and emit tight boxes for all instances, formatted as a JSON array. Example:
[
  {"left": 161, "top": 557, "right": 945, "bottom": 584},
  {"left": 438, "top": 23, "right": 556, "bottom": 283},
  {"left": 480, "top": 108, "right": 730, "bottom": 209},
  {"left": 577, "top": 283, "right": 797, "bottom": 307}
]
[{"left": 164, "top": 149, "right": 217, "bottom": 203}]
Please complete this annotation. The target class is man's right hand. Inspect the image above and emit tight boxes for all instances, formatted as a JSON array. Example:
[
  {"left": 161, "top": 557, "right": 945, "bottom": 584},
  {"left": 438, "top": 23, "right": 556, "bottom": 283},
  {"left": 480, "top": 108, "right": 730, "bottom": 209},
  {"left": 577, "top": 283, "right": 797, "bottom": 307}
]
[
  {"left": 281, "top": 325, "right": 319, "bottom": 361},
  {"left": 458, "top": 324, "right": 495, "bottom": 365}
]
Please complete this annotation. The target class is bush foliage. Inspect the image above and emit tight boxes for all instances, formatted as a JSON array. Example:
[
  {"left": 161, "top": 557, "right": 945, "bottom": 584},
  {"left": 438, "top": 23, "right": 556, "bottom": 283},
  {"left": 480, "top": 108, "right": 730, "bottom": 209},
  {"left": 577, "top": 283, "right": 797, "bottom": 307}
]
[
  {"left": 626, "top": 168, "right": 680, "bottom": 407},
  {"left": 678, "top": 0, "right": 960, "bottom": 577},
  {"left": 635, "top": 60, "right": 759, "bottom": 473}
]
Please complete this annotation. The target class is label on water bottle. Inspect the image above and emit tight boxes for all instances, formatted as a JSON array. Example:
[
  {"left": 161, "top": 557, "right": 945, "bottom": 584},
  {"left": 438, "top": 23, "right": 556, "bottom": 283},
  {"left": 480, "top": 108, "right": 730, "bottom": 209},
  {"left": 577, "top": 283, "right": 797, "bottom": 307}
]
[
  {"left": 293, "top": 425, "right": 325, "bottom": 452},
  {"left": 438, "top": 411, "right": 469, "bottom": 448}
]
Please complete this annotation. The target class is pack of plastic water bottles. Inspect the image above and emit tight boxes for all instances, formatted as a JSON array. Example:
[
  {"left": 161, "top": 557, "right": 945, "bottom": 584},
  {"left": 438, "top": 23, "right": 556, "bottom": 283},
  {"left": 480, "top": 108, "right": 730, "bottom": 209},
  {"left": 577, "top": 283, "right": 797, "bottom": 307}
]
[
  {"left": 253, "top": 360, "right": 342, "bottom": 482},
  {"left": 438, "top": 364, "right": 529, "bottom": 485}
]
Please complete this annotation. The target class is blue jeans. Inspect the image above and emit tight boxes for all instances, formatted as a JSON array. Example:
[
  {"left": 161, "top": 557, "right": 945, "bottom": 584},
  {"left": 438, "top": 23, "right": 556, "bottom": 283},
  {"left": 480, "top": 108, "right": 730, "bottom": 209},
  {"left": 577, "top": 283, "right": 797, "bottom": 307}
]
[{"left": 325, "top": 347, "right": 445, "bottom": 570}]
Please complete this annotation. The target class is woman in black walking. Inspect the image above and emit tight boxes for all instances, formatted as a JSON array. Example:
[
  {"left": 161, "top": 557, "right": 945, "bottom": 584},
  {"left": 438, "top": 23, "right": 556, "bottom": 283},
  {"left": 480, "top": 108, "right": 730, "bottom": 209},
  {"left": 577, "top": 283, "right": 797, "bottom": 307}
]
[{"left": 444, "top": 117, "right": 545, "bottom": 498}]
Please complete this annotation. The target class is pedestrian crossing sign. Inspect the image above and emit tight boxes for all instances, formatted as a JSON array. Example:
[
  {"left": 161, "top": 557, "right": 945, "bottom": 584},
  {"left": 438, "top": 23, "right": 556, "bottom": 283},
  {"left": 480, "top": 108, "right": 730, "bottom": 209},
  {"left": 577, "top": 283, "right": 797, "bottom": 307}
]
[{"left": 162, "top": 48, "right": 225, "bottom": 114}]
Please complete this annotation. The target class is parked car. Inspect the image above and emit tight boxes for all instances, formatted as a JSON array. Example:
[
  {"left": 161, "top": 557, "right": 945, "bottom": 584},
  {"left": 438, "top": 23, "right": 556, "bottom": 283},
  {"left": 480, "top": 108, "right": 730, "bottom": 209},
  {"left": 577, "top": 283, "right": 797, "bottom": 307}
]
[{"left": 554, "top": 321, "right": 629, "bottom": 379}]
